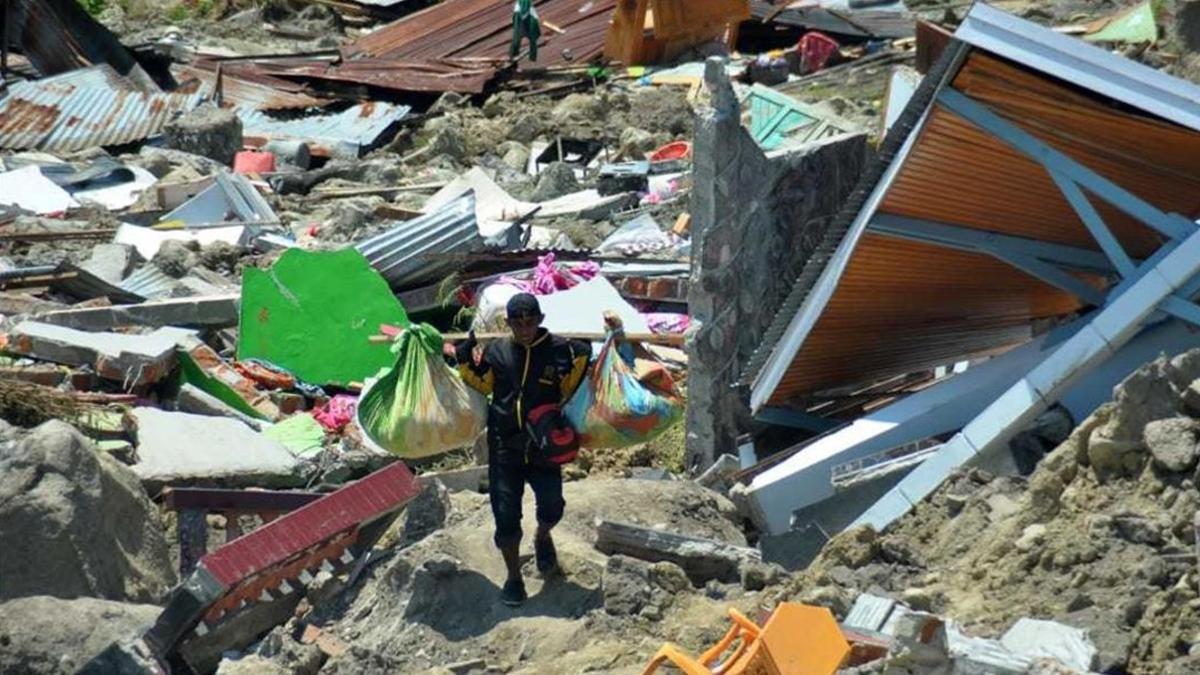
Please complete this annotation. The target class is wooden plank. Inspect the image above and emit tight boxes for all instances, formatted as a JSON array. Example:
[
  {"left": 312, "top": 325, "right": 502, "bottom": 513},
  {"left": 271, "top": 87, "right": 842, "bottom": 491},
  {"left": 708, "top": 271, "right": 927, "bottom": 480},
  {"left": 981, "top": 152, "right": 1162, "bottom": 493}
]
[{"left": 594, "top": 520, "right": 760, "bottom": 585}]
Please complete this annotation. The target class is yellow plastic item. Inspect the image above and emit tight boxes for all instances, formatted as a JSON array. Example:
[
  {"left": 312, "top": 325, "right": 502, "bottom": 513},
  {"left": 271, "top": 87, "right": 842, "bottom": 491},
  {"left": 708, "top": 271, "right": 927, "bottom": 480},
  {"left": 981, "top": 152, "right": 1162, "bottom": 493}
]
[{"left": 642, "top": 603, "right": 850, "bottom": 675}]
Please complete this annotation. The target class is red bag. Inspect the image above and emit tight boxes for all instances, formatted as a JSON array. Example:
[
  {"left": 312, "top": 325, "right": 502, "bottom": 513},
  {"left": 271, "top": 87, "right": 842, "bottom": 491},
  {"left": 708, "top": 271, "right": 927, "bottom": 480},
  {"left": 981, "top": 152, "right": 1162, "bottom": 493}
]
[{"left": 526, "top": 403, "right": 580, "bottom": 465}]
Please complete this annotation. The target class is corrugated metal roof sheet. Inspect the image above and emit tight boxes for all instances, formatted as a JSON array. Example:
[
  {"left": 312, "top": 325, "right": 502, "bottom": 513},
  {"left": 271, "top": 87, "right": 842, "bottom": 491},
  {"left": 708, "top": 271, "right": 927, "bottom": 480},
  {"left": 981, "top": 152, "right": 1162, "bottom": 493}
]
[
  {"left": 355, "top": 191, "right": 483, "bottom": 290},
  {"left": 120, "top": 264, "right": 180, "bottom": 300},
  {"left": 2, "top": 0, "right": 146, "bottom": 82},
  {"left": 744, "top": 6, "right": 1200, "bottom": 412},
  {"left": 0, "top": 75, "right": 205, "bottom": 152},
  {"left": 751, "top": 0, "right": 914, "bottom": 39},
  {"left": 173, "top": 63, "right": 332, "bottom": 111},
  {"left": 237, "top": 102, "right": 411, "bottom": 158}
]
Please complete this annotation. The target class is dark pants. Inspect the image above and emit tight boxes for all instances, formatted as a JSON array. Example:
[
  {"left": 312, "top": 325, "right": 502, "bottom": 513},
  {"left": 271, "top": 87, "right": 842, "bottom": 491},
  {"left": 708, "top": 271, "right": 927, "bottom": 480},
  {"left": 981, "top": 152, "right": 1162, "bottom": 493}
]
[{"left": 488, "top": 440, "right": 564, "bottom": 548}]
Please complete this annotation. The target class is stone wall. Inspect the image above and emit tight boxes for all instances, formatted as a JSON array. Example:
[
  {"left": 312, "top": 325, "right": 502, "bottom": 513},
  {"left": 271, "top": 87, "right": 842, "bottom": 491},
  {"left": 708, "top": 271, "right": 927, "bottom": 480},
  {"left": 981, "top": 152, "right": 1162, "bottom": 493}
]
[{"left": 685, "top": 58, "right": 871, "bottom": 472}]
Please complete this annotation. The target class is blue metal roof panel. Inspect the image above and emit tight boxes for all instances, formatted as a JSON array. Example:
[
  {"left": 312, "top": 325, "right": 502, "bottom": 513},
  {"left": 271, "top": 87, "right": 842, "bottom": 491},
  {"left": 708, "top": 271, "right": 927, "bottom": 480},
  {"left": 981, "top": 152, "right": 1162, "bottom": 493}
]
[
  {"left": 237, "top": 102, "right": 411, "bottom": 157},
  {"left": 0, "top": 78, "right": 205, "bottom": 152},
  {"left": 355, "top": 191, "right": 482, "bottom": 289},
  {"left": 955, "top": 2, "right": 1200, "bottom": 131}
]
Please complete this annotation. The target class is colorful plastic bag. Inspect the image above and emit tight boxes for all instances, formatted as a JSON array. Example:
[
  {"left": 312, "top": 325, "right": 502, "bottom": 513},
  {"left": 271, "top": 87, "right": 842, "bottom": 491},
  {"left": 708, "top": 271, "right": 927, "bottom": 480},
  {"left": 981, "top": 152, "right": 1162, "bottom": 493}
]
[
  {"left": 564, "top": 331, "right": 684, "bottom": 449},
  {"left": 355, "top": 323, "right": 486, "bottom": 458}
]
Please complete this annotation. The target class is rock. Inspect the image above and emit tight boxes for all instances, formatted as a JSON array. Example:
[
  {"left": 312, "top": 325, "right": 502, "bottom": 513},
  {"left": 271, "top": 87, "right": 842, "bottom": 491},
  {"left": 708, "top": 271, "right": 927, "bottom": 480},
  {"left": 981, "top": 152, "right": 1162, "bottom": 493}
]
[
  {"left": 79, "top": 244, "right": 140, "bottom": 284},
  {"left": 403, "top": 479, "right": 451, "bottom": 546},
  {"left": 429, "top": 92, "right": 468, "bottom": 115},
  {"left": 1183, "top": 380, "right": 1200, "bottom": 417},
  {"left": 900, "top": 587, "right": 944, "bottom": 613},
  {"left": 164, "top": 105, "right": 243, "bottom": 166},
  {"left": 199, "top": 241, "right": 242, "bottom": 276},
  {"left": 1088, "top": 357, "right": 1182, "bottom": 478},
  {"left": 0, "top": 596, "right": 161, "bottom": 675},
  {"left": 649, "top": 561, "right": 691, "bottom": 593},
  {"left": 1064, "top": 607, "right": 1133, "bottom": 673},
  {"left": 1016, "top": 524, "right": 1048, "bottom": 553},
  {"left": 507, "top": 114, "right": 542, "bottom": 144},
  {"left": 1177, "top": 0, "right": 1200, "bottom": 53},
  {"left": 617, "top": 126, "right": 657, "bottom": 159},
  {"left": 945, "top": 493, "right": 968, "bottom": 516},
  {"left": 739, "top": 561, "right": 784, "bottom": 591},
  {"left": 551, "top": 93, "right": 605, "bottom": 128},
  {"left": 253, "top": 626, "right": 325, "bottom": 675},
  {"left": 427, "top": 126, "right": 467, "bottom": 163},
  {"left": 216, "top": 654, "right": 292, "bottom": 675},
  {"left": 530, "top": 162, "right": 579, "bottom": 202},
  {"left": 1111, "top": 513, "right": 1165, "bottom": 546},
  {"left": 152, "top": 239, "right": 201, "bottom": 278},
  {"left": 1144, "top": 417, "right": 1200, "bottom": 472},
  {"left": 816, "top": 526, "right": 878, "bottom": 569},
  {"left": 482, "top": 91, "right": 515, "bottom": 119},
  {"left": 0, "top": 422, "right": 175, "bottom": 602},
  {"left": 602, "top": 555, "right": 652, "bottom": 616},
  {"left": 497, "top": 141, "right": 530, "bottom": 171},
  {"left": 797, "top": 585, "right": 855, "bottom": 619}
]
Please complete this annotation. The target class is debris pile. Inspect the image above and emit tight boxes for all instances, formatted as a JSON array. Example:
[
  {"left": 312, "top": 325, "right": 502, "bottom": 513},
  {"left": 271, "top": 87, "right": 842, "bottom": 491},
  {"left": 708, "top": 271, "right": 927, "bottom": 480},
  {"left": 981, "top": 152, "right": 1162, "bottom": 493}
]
[{"left": 1, "top": 0, "right": 1199, "bottom": 673}]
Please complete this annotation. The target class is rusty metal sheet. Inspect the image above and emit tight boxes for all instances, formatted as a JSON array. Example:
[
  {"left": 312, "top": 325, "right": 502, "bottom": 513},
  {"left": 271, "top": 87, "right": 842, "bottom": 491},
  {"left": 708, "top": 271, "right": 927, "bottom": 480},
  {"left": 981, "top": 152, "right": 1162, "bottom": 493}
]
[
  {"left": 173, "top": 63, "right": 332, "bottom": 111},
  {"left": 745, "top": 24, "right": 1200, "bottom": 410},
  {"left": 0, "top": 69, "right": 205, "bottom": 152},
  {"left": 1, "top": 0, "right": 153, "bottom": 87}
]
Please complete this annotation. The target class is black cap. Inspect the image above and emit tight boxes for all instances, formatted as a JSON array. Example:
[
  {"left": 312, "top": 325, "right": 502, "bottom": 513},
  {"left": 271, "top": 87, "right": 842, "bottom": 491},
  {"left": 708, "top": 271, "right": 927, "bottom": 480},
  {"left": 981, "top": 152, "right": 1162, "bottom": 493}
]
[{"left": 506, "top": 292, "right": 542, "bottom": 320}]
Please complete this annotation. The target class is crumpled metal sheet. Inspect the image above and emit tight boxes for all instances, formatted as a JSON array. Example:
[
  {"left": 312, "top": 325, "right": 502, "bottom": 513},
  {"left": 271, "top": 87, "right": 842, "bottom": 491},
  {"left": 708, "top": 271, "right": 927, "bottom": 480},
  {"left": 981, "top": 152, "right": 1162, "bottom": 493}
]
[
  {"left": 237, "top": 102, "right": 412, "bottom": 158},
  {"left": 0, "top": 68, "right": 206, "bottom": 152},
  {"left": 355, "top": 191, "right": 485, "bottom": 290}
]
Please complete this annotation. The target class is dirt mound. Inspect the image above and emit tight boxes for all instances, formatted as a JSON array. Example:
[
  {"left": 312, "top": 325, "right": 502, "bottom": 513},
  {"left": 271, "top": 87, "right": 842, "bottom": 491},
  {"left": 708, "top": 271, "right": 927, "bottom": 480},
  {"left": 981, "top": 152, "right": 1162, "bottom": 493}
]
[
  {"left": 305, "top": 479, "right": 780, "bottom": 674},
  {"left": 785, "top": 350, "right": 1200, "bottom": 674},
  {"left": 0, "top": 421, "right": 176, "bottom": 603},
  {"left": 0, "top": 595, "right": 161, "bottom": 675}
]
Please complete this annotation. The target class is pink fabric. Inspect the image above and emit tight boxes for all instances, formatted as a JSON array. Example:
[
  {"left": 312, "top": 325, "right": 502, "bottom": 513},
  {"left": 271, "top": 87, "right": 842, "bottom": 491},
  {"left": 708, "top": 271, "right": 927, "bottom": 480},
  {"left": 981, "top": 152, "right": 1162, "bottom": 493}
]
[
  {"left": 313, "top": 394, "right": 358, "bottom": 432},
  {"left": 498, "top": 253, "right": 599, "bottom": 296},
  {"left": 799, "top": 31, "right": 839, "bottom": 74},
  {"left": 644, "top": 313, "right": 691, "bottom": 335}
]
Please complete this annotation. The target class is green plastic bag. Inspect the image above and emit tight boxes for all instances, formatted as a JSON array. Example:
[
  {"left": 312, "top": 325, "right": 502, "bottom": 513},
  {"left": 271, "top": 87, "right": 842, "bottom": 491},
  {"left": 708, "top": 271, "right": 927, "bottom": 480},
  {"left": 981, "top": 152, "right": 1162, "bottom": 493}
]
[{"left": 356, "top": 324, "right": 486, "bottom": 458}]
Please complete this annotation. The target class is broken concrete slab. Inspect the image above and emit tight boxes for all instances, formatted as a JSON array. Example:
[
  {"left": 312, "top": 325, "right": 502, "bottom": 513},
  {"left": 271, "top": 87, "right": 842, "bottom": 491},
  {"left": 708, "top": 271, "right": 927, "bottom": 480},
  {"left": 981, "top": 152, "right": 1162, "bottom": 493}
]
[
  {"left": 129, "top": 407, "right": 304, "bottom": 490},
  {"left": 238, "top": 248, "right": 408, "bottom": 387},
  {"left": 0, "top": 596, "right": 162, "bottom": 675},
  {"left": 419, "top": 464, "right": 487, "bottom": 493},
  {"left": 79, "top": 244, "right": 142, "bottom": 285},
  {"left": 177, "top": 383, "right": 270, "bottom": 432},
  {"left": 593, "top": 519, "right": 761, "bottom": 585},
  {"left": 164, "top": 105, "right": 243, "bottom": 166},
  {"left": 36, "top": 294, "right": 239, "bottom": 331},
  {"left": 4, "top": 321, "right": 192, "bottom": 386}
]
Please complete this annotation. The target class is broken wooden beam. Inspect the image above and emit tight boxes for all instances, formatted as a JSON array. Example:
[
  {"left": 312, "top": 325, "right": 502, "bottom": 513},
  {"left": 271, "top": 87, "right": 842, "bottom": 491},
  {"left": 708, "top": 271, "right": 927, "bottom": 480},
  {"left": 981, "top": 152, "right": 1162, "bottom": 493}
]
[{"left": 593, "top": 520, "right": 761, "bottom": 585}]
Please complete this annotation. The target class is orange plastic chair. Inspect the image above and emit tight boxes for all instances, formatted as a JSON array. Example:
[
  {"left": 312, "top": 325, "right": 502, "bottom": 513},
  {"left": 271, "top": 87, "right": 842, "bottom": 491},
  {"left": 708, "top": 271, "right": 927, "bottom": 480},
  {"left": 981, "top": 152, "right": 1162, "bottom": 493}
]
[{"left": 642, "top": 603, "right": 850, "bottom": 675}]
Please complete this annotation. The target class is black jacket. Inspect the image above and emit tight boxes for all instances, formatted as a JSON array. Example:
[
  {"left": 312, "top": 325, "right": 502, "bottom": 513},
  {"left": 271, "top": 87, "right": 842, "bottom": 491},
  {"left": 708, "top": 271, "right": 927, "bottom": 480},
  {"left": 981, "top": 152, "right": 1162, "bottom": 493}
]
[{"left": 458, "top": 329, "right": 589, "bottom": 462}]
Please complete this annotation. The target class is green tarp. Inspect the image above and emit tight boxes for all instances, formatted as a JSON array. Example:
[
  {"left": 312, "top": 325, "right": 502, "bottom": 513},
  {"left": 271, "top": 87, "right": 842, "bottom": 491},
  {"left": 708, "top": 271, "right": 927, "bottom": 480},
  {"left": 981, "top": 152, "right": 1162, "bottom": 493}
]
[
  {"left": 177, "top": 350, "right": 269, "bottom": 421},
  {"left": 1084, "top": 1, "right": 1157, "bottom": 44},
  {"left": 238, "top": 248, "right": 409, "bottom": 386}
]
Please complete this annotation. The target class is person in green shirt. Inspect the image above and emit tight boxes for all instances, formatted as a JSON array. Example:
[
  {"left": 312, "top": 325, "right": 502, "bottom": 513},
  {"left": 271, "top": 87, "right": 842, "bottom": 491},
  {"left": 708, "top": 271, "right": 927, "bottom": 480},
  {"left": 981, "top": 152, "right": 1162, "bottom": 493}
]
[{"left": 510, "top": 0, "right": 541, "bottom": 62}]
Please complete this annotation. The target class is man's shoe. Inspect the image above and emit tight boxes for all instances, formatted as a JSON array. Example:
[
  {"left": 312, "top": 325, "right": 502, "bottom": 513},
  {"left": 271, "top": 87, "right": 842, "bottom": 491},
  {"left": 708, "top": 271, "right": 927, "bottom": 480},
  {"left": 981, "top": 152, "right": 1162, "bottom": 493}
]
[
  {"left": 535, "top": 535, "right": 558, "bottom": 575},
  {"left": 500, "top": 578, "right": 527, "bottom": 607}
]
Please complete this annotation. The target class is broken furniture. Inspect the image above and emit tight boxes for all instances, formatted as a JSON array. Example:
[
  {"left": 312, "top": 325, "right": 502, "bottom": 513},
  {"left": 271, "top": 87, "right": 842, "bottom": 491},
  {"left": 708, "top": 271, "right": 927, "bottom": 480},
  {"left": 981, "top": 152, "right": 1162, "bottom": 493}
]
[
  {"left": 739, "top": 4, "right": 1200, "bottom": 545},
  {"left": 161, "top": 487, "right": 323, "bottom": 577},
  {"left": 81, "top": 461, "right": 422, "bottom": 674},
  {"left": 642, "top": 603, "right": 850, "bottom": 674}
]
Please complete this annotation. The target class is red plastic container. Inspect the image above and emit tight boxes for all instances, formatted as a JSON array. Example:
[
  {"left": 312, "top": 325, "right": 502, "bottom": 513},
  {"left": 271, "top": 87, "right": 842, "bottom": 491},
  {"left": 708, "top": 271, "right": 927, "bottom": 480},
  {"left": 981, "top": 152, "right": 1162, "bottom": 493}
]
[
  {"left": 234, "top": 150, "right": 276, "bottom": 174},
  {"left": 649, "top": 141, "right": 692, "bottom": 162}
]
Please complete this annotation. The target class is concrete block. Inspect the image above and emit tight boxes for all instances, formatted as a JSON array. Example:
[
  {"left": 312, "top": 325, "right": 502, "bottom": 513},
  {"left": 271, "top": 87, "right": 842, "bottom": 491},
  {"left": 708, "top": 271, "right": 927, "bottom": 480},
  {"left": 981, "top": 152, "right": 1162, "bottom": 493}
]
[
  {"left": 843, "top": 593, "right": 900, "bottom": 633},
  {"left": 999, "top": 618, "right": 1098, "bottom": 673},
  {"left": 79, "top": 244, "right": 141, "bottom": 285},
  {"left": 696, "top": 453, "right": 741, "bottom": 490},
  {"left": 177, "top": 383, "right": 270, "bottom": 432},
  {"left": 36, "top": 294, "right": 239, "bottom": 331},
  {"left": 758, "top": 523, "right": 828, "bottom": 571},
  {"left": 5, "top": 321, "right": 192, "bottom": 386},
  {"left": 130, "top": 408, "right": 303, "bottom": 490},
  {"left": 164, "top": 105, "right": 243, "bottom": 166},
  {"left": 420, "top": 465, "right": 487, "bottom": 493}
]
